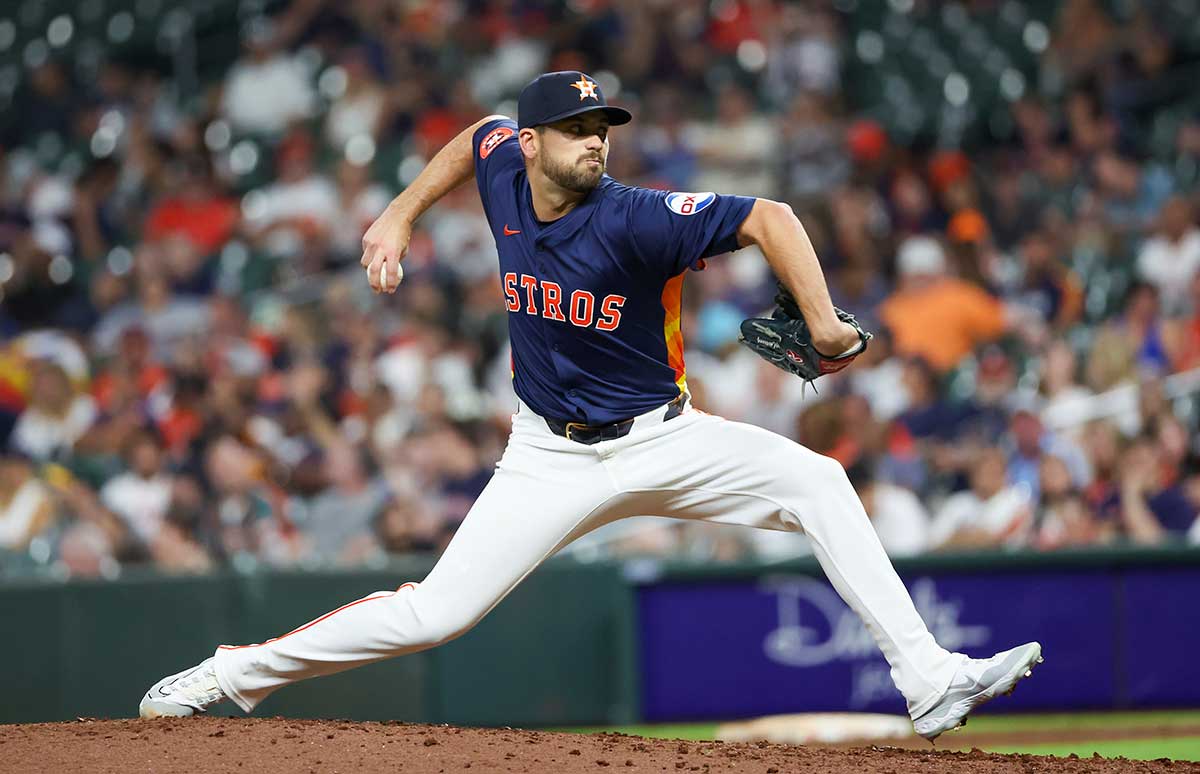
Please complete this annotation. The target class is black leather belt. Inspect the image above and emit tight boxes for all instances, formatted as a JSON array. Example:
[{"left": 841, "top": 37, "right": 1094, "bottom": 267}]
[{"left": 545, "top": 393, "right": 688, "bottom": 445}]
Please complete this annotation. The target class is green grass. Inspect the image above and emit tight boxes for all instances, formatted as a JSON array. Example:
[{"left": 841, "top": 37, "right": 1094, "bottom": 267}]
[
  {"left": 962, "top": 710, "right": 1200, "bottom": 733},
  {"left": 980, "top": 737, "right": 1200, "bottom": 762},
  {"left": 558, "top": 711, "right": 1200, "bottom": 762}
]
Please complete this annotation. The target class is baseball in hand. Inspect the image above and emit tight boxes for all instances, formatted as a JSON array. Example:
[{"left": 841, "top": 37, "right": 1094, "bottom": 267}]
[
  {"left": 360, "top": 207, "right": 412, "bottom": 294},
  {"left": 381, "top": 259, "right": 403, "bottom": 291},
  {"left": 363, "top": 253, "right": 404, "bottom": 293}
]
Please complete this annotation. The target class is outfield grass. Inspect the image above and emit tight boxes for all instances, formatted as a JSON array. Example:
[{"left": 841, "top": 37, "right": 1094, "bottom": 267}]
[
  {"left": 561, "top": 711, "right": 1200, "bottom": 762},
  {"left": 982, "top": 738, "right": 1200, "bottom": 762},
  {"left": 963, "top": 710, "right": 1200, "bottom": 733}
]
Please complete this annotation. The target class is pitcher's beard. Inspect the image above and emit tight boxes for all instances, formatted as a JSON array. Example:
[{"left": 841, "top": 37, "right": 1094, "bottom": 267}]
[{"left": 542, "top": 154, "right": 605, "bottom": 193}]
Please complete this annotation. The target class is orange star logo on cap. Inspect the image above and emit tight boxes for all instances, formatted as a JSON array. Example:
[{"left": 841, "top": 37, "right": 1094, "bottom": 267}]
[{"left": 570, "top": 77, "right": 598, "bottom": 101}]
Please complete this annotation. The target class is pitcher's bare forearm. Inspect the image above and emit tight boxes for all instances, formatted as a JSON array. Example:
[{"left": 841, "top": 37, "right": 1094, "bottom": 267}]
[
  {"left": 386, "top": 114, "right": 508, "bottom": 225},
  {"left": 361, "top": 115, "right": 507, "bottom": 293},
  {"left": 737, "top": 199, "right": 855, "bottom": 354}
]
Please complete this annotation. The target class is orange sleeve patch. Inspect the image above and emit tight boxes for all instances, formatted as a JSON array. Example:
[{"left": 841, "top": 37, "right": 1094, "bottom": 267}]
[{"left": 479, "top": 127, "right": 515, "bottom": 159}]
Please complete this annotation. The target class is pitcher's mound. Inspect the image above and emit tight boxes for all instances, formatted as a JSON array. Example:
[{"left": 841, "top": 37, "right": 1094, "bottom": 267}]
[{"left": 1, "top": 716, "right": 1195, "bottom": 773}]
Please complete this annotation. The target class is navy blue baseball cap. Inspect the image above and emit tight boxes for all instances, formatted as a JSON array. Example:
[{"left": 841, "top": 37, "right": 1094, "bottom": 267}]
[{"left": 517, "top": 71, "right": 633, "bottom": 130}]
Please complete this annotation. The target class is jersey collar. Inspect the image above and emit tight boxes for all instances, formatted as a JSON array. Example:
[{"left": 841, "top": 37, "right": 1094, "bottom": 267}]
[{"left": 521, "top": 175, "right": 612, "bottom": 247}]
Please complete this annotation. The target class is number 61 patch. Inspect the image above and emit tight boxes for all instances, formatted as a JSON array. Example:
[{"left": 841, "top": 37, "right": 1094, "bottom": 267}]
[{"left": 665, "top": 192, "right": 716, "bottom": 216}]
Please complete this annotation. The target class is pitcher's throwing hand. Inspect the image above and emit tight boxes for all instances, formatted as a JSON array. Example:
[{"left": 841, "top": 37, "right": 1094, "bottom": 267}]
[{"left": 360, "top": 206, "right": 411, "bottom": 294}]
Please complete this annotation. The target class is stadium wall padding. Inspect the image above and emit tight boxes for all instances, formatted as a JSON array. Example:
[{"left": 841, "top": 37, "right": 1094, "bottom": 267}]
[
  {"left": 3, "top": 546, "right": 1198, "bottom": 725},
  {"left": 633, "top": 547, "right": 1200, "bottom": 720},
  {"left": 0, "top": 557, "right": 638, "bottom": 726}
]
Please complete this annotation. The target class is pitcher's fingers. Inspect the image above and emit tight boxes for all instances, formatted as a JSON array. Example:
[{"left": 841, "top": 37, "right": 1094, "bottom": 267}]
[
  {"left": 367, "top": 253, "right": 385, "bottom": 292},
  {"left": 360, "top": 243, "right": 375, "bottom": 269},
  {"left": 376, "top": 252, "right": 392, "bottom": 293},
  {"left": 385, "top": 252, "right": 402, "bottom": 293}
]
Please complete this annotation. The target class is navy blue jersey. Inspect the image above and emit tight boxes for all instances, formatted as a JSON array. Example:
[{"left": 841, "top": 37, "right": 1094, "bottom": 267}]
[{"left": 472, "top": 118, "right": 757, "bottom": 424}]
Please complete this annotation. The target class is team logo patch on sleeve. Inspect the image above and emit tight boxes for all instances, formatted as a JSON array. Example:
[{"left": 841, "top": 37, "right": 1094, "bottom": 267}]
[
  {"left": 664, "top": 192, "right": 716, "bottom": 216},
  {"left": 479, "top": 127, "right": 514, "bottom": 159}
]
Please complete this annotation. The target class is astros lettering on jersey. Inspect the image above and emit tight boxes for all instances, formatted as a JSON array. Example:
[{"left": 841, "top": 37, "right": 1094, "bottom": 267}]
[{"left": 473, "top": 118, "right": 756, "bottom": 426}]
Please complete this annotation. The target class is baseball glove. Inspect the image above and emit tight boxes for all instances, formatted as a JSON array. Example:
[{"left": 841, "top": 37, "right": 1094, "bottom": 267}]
[{"left": 737, "top": 282, "right": 873, "bottom": 388}]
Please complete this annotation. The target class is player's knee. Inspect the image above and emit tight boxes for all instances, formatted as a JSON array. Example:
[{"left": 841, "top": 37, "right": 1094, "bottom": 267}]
[
  {"left": 422, "top": 612, "right": 477, "bottom": 646},
  {"left": 775, "top": 453, "right": 855, "bottom": 527},
  {"left": 820, "top": 454, "right": 854, "bottom": 493},
  {"left": 824, "top": 454, "right": 852, "bottom": 483},
  {"left": 401, "top": 591, "right": 483, "bottom": 648},
  {"left": 778, "top": 442, "right": 847, "bottom": 484},
  {"left": 796, "top": 452, "right": 853, "bottom": 502}
]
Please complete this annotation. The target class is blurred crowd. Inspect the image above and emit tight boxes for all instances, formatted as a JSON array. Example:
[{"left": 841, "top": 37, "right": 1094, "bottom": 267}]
[{"left": 2, "top": 0, "right": 1200, "bottom": 579}]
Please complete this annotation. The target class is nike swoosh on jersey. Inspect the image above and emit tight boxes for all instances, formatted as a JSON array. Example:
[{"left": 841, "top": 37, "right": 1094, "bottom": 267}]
[{"left": 503, "top": 225, "right": 521, "bottom": 236}]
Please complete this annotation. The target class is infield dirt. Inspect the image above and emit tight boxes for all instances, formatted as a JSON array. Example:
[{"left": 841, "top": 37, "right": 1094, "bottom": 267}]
[{"left": 2, "top": 717, "right": 1197, "bottom": 773}]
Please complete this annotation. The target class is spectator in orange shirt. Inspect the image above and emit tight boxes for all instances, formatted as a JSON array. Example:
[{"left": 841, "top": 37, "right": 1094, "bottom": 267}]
[
  {"left": 91, "top": 327, "right": 169, "bottom": 414},
  {"left": 143, "top": 156, "right": 238, "bottom": 257},
  {"left": 880, "top": 235, "right": 1008, "bottom": 372}
]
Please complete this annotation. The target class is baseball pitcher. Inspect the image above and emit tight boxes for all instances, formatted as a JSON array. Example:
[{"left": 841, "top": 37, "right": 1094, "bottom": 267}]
[{"left": 140, "top": 72, "right": 1041, "bottom": 741}]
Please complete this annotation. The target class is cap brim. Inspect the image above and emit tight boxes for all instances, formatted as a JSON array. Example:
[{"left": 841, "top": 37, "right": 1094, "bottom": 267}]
[{"left": 527, "top": 104, "right": 632, "bottom": 128}]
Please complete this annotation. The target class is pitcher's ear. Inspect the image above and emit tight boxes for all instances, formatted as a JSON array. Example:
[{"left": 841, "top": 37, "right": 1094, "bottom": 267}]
[{"left": 518, "top": 127, "right": 540, "bottom": 159}]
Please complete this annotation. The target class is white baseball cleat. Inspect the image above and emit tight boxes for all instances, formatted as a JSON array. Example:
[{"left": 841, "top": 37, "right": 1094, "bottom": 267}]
[
  {"left": 139, "top": 657, "right": 228, "bottom": 718},
  {"left": 912, "top": 641, "right": 1043, "bottom": 742}
]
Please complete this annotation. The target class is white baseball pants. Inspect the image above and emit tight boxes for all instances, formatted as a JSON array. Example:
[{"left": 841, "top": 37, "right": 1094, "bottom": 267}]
[{"left": 212, "top": 401, "right": 963, "bottom": 717}]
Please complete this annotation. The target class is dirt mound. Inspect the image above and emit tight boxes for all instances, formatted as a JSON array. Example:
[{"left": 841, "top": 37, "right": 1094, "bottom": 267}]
[{"left": 1, "top": 717, "right": 1197, "bottom": 773}]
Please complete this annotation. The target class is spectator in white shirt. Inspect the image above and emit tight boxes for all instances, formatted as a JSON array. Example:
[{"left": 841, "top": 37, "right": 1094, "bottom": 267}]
[
  {"left": 930, "top": 449, "right": 1034, "bottom": 550},
  {"left": 100, "top": 430, "right": 173, "bottom": 547},
  {"left": 1038, "top": 340, "right": 1095, "bottom": 436},
  {"left": 324, "top": 47, "right": 387, "bottom": 153},
  {"left": 10, "top": 359, "right": 97, "bottom": 462},
  {"left": 244, "top": 131, "right": 339, "bottom": 261},
  {"left": 847, "top": 461, "right": 931, "bottom": 557},
  {"left": 1137, "top": 196, "right": 1200, "bottom": 316},
  {"left": 221, "top": 20, "right": 315, "bottom": 136}
]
